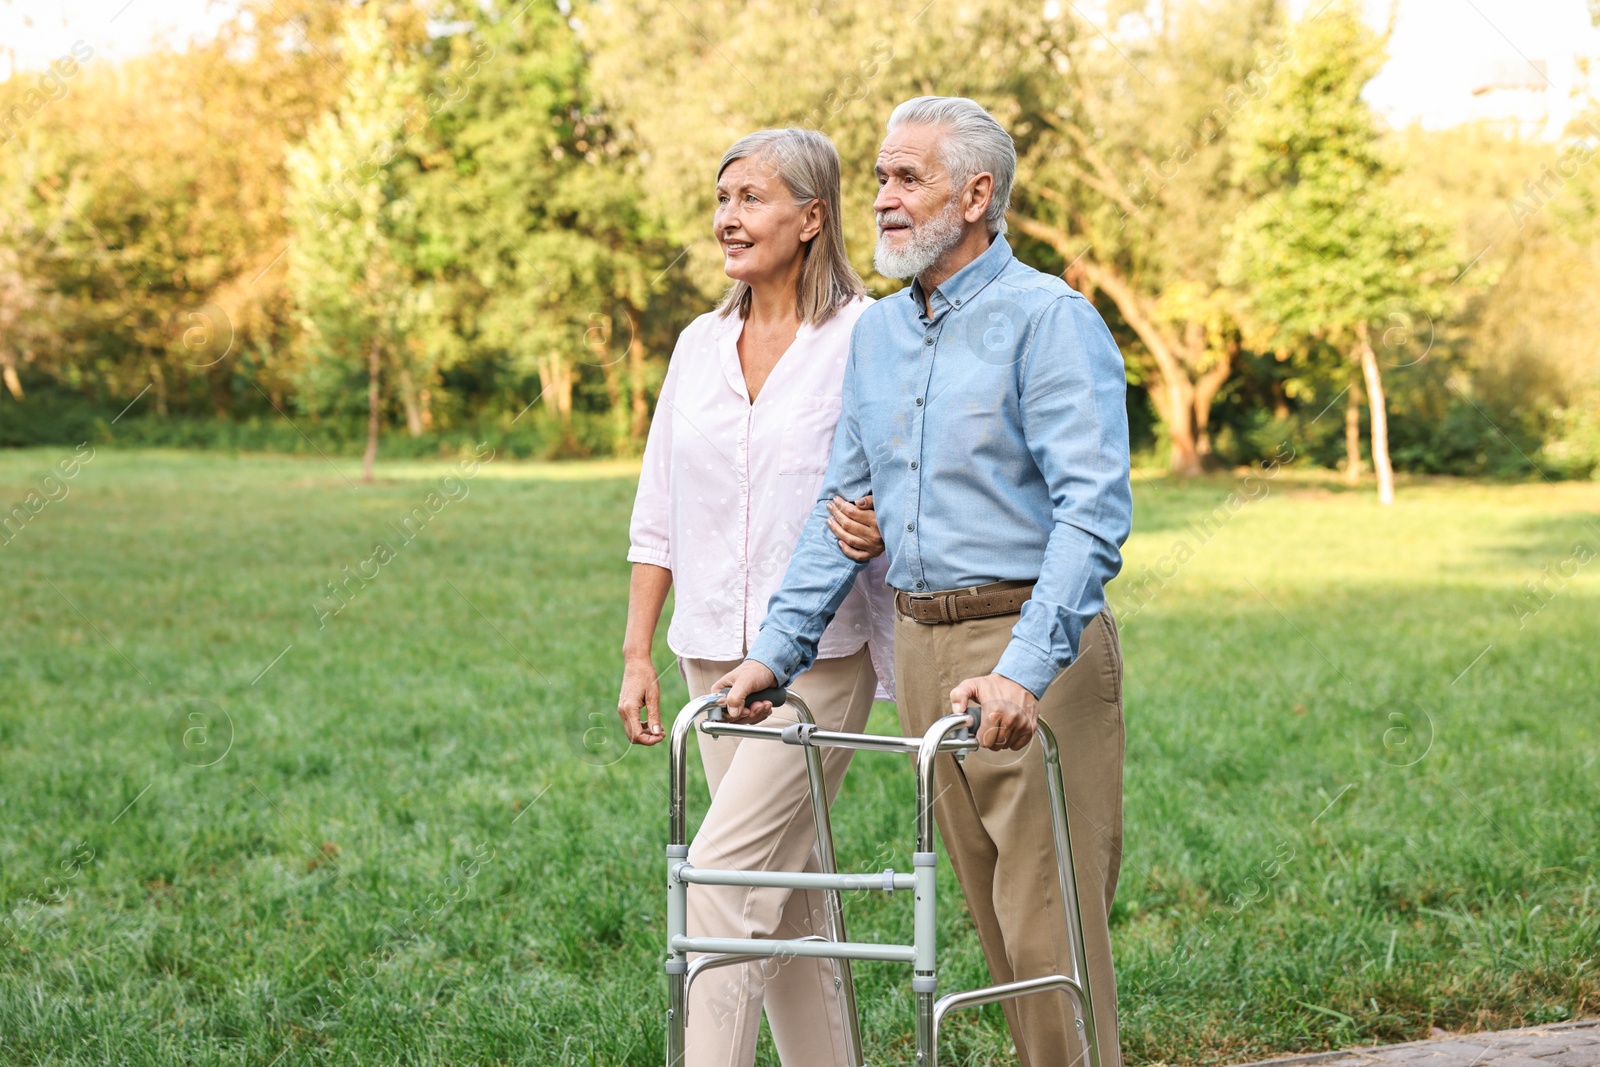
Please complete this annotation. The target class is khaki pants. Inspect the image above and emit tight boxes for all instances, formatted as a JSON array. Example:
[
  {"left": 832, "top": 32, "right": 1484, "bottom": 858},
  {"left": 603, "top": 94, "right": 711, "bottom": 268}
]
[
  {"left": 680, "top": 645, "right": 877, "bottom": 1067},
  {"left": 894, "top": 606, "right": 1125, "bottom": 1067}
]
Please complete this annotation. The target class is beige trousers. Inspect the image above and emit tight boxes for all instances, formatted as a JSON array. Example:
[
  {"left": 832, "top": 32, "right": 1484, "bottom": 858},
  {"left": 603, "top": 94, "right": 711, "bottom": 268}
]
[
  {"left": 894, "top": 606, "right": 1125, "bottom": 1067},
  {"left": 679, "top": 645, "right": 877, "bottom": 1067}
]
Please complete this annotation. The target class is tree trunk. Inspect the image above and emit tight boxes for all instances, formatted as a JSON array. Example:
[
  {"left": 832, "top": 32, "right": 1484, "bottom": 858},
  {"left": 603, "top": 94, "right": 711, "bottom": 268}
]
[
  {"left": 397, "top": 365, "right": 424, "bottom": 437},
  {"left": 1007, "top": 215, "right": 1225, "bottom": 478},
  {"left": 1271, "top": 379, "right": 1290, "bottom": 421},
  {"left": 596, "top": 352, "right": 627, "bottom": 453},
  {"left": 1146, "top": 379, "right": 1203, "bottom": 476},
  {"left": 626, "top": 307, "right": 650, "bottom": 444},
  {"left": 363, "top": 337, "right": 381, "bottom": 484},
  {"left": 0, "top": 350, "right": 22, "bottom": 400},
  {"left": 149, "top": 360, "right": 168, "bottom": 417},
  {"left": 1358, "top": 323, "right": 1394, "bottom": 506},
  {"left": 207, "top": 361, "right": 231, "bottom": 420},
  {"left": 1192, "top": 342, "right": 1234, "bottom": 463},
  {"left": 538, "top": 350, "right": 575, "bottom": 446},
  {"left": 1344, "top": 376, "right": 1364, "bottom": 486},
  {"left": 418, "top": 388, "right": 433, "bottom": 432}
]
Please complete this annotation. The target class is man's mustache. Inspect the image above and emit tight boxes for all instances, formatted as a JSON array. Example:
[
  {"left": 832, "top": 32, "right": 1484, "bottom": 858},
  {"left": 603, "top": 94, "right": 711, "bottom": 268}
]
[{"left": 876, "top": 211, "right": 913, "bottom": 231}]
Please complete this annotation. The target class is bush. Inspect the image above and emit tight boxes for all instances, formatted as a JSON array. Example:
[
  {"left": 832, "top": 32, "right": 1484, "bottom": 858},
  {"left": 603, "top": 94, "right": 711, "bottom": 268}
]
[{"left": 0, "top": 387, "right": 632, "bottom": 461}]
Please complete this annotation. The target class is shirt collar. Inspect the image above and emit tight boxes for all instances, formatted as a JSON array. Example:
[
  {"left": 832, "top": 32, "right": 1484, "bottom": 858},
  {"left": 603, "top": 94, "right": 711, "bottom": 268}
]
[{"left": 905, "top": 233, "right": 1014, "bottom": 321}]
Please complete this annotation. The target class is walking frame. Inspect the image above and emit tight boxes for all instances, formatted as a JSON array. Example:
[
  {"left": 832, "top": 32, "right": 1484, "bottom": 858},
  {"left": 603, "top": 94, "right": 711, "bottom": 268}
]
[{"left": 663, "top": 686, "right": 1101, "bottom": 1067}]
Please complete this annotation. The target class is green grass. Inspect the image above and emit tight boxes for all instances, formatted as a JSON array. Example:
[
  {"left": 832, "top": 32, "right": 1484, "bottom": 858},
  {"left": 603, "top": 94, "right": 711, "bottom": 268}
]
[{"left": 1, "top": 447, "right": 1596, "bottom": 1066}]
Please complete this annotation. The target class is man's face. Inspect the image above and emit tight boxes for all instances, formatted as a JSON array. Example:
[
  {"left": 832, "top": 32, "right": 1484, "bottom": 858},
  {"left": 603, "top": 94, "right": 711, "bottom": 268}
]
[{"left": 873, "top": 123, "right": 966, "bottom": 280}]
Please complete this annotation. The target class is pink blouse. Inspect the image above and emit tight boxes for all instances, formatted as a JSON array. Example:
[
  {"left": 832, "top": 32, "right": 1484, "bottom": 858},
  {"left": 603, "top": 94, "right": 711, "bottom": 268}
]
[{"left": 628, "top": 295, "right": 895, "bottom": 700}]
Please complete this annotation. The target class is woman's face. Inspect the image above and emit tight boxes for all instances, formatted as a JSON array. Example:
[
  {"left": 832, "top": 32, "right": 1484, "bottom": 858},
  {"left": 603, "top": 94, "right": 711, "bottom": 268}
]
[{"left": 714, "top": 155, "right": 821, "bottom": 287}]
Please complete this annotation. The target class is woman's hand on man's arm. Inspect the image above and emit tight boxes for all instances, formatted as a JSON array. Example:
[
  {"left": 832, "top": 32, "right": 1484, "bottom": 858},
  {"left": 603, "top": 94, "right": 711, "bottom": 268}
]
[{"left": 828, "top": 493, "right": 883, "bottom": 561}]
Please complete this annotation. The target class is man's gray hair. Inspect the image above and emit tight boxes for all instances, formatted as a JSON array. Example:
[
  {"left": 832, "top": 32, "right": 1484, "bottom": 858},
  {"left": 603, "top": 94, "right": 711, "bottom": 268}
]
[{"left": 886, "top": 96, "right": 1016, "bottom": 236}]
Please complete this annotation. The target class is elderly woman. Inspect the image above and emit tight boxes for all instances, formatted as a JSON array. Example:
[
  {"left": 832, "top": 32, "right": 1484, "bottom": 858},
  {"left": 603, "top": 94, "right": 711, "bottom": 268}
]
[{"left": 617, "top": 128, "right": 894, "bottom": 1066}]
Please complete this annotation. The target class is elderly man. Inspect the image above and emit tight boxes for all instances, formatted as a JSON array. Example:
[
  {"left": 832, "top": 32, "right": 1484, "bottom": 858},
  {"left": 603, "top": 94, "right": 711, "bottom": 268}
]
[{"left": 714, "top": 95, "right": 1131, "bottom": 1067}]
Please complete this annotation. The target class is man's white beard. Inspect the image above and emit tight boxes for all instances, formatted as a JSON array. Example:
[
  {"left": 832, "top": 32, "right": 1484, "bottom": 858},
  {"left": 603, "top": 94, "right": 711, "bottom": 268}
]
[{"left": 874, "top": 197, "right": 965, "bottom": 280}]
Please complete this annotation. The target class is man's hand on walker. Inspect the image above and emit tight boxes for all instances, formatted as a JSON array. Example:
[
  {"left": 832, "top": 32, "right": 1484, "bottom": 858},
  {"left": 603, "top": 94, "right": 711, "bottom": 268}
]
[
  {"left": 711, "top": 659, "right": 781, "bottom": 724},
  {"left": 617, "top": 655, "right": 665, "bottom": 745},
  {"left": 828, "top": 493, "right": 884, "bottom": 561},
  {"left": 950, "top": 673, "right": 1039, "bottom": 751}
]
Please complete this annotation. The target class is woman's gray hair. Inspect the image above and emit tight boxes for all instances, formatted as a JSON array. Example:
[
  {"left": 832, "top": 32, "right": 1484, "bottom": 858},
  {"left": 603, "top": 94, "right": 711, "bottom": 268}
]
[
  {"left": 715, "top": 128, "right": 865, "bottom": 326},
  {"left": 886, "top": 96, "right": 1015, "bottom": 236}
]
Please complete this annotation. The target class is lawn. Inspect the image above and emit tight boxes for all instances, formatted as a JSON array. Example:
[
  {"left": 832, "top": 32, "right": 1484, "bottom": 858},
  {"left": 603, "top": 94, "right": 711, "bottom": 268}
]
[{"left": 1, "top": 446, "right": 1596, "bottom": 1066}]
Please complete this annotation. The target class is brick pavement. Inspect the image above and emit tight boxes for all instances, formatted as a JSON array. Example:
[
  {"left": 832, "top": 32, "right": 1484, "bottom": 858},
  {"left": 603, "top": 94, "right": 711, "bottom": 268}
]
[{"left": 1228, "top": 1020, "right": 1600, "bottom": 1067}]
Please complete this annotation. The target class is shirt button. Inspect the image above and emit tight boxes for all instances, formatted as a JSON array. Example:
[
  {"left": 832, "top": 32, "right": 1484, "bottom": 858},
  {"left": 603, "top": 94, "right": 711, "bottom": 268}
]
[
  {"left": 915, "top": 581, "right": 926, "bottom": 591},
  {"left": 914, "top": 397, "right": 923, "bottom": 406},
  {"left": 909, "top": 460, "right": 919, "bottom": 470},
  {"left": 906, "top": 522, "right": 915, "bottom": 532},
  {"left": 923, "top": 336, "right": 934, "bottom": 346}
]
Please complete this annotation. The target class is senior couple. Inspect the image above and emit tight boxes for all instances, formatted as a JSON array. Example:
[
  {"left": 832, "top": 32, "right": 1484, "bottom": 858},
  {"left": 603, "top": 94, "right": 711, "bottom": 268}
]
[{"left": 618, "top": 96, "right": 1132, "bottom": 1067}]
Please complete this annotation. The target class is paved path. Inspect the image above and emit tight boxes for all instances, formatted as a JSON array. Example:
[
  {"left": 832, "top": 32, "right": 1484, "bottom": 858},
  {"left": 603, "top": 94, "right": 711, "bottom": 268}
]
[{"left": 1230, "top": 1020, "right": 1600, "bottom": 1067}]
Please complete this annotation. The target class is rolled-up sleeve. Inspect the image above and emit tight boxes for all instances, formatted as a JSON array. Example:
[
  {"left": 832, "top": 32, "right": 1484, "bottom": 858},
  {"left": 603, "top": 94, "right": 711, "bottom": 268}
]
[
  {"left": 626, "top": 348, "right": 682, "bottom": 570},
  {"left": 994, "top": 294, "right": 1132, "bottom": 698}
]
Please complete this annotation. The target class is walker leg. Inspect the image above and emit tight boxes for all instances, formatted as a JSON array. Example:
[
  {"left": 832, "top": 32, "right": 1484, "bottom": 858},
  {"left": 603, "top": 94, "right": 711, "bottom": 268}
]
[
  {"left": 666, "top": 966, "right": 686, "bottom": 1067},
  {"left": 1038, "top": 720, "right": 1101, "bottom": 1067},
  {"left": 916, "top": 989, "right": 935, "bottom": 1064},
  {"left": 795, "top": 695, "right": 865, "bottom": 1066},
  {"left": 666, "top": 700, "right": 712, "bottom": 1067}
]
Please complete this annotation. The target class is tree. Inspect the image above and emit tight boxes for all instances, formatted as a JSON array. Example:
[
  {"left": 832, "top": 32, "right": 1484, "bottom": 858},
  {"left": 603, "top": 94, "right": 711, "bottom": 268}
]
[
  {"left": 1224, "top": 1, "right": 1456, "bottom": 503},
  {"left": 1008, "top": 0, "right": 1285, "bottom": 476},
  {"left": 593, "top": 0, "right": 1285, "bottom": 475},
  {"left": 285, "top": 3, "right": 424, "bottom": 482},
  {"left": 406, "top": 0, "right": 672, "bottom": 455}
]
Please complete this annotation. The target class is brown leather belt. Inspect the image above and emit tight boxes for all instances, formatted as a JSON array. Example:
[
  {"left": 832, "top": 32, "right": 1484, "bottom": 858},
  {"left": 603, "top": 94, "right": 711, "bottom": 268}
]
[{"left": 893, "top": 579, "right": 1035, "bottom": 624}]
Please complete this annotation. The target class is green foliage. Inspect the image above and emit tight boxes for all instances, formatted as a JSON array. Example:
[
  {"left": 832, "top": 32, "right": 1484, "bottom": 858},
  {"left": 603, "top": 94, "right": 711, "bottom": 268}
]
[
  {"left": 0, "top": 0, "right": 1596, "bottom": 479},
  {"left": 284, "top": 4, "right": 423, "bottom": 418},
  {"left": 1224, "top": 2, "right": 1456, "bottom": 359}
]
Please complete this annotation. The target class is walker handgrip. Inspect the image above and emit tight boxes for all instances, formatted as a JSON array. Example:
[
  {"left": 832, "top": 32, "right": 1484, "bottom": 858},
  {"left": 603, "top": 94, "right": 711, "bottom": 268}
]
[
  {"left": 960, "top": 702, "right": 990, "bottom": 741},
  {"left": 748, "top": 687, "right": 788, "bottom": 708},
  {"left": 708, "top": 687, "right": 788, "bottom": 721}
]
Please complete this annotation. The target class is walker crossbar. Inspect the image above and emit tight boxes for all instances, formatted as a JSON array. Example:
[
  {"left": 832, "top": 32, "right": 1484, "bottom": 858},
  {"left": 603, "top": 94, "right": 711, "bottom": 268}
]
[
  {"left": 672, "top": 935, "right": 918, "bottom": 963},
  {"left": 676, "top": 866, "right": 917, "bottom": 892},
  {"left": 665, "top": 690, "right": 1101, "bottom": 1067}
]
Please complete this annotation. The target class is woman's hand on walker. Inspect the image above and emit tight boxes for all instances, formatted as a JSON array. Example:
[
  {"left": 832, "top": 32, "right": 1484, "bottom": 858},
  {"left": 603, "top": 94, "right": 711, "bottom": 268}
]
[
  {"left": 618, "top": 655, "right": 665, "bottom": 745},
  {"left": 711, "top": 660, "right": 780, "bottom": 724},
  {"left": 829, "top": 494, "right": 884, "bottom": 561}
]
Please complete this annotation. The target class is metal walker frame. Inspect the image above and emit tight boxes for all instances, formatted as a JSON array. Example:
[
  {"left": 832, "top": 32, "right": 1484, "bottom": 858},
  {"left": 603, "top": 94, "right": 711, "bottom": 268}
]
[{"left": 664, "top": 688, "right": 1101, "bottom": 1067}]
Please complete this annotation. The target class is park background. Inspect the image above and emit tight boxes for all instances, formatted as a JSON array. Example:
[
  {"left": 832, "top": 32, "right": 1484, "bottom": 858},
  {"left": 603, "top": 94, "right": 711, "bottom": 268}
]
[{"left": 1, "top": 0, "right": 1597, "bottom": 1064}]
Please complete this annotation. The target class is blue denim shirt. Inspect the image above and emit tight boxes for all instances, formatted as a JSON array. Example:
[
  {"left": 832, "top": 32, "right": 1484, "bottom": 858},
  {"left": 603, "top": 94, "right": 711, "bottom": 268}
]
[{"left": 746, "top": 234, "right": 1132, "bottom": 698}]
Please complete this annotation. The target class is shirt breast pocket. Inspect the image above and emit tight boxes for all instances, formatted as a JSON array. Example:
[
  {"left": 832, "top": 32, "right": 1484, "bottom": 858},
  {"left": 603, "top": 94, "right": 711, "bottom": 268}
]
[{"left": 778, "top": 395, "right": 843, "bottom": 476}]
